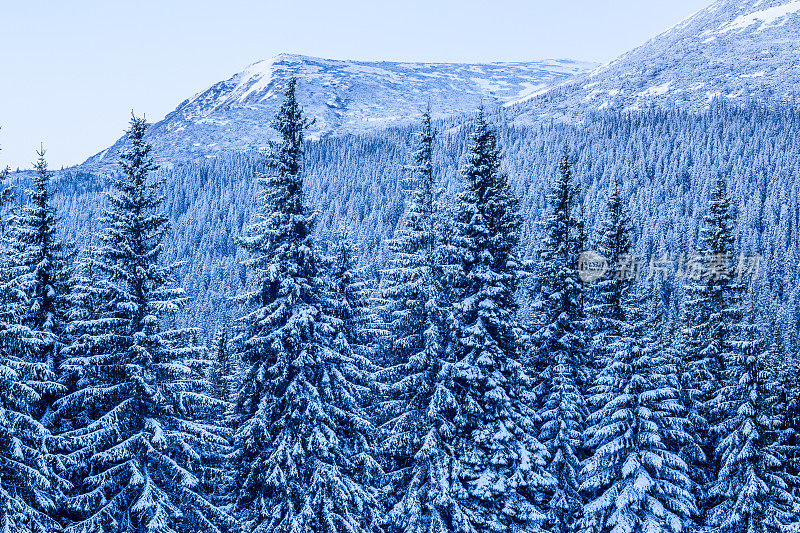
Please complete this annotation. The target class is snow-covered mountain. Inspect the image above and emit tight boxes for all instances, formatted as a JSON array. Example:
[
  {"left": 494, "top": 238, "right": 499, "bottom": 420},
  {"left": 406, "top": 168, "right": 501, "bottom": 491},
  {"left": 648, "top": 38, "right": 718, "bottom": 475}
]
[
  {"left": 82, "top": 54, "right": 595, "bottom": 169},
  {"left": 509, "top": 0, "right": 800, "bottom": 123},
  {"left": 81, "top": 0, "right": 800, "bottom": 168}
]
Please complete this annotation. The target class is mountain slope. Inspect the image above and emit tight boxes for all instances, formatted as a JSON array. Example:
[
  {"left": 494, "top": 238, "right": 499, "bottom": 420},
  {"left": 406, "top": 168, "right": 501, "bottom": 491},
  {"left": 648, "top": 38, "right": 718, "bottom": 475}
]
[
  {"left": 82, "top": 54, "right": 595, "bottom": 169},
  {"left": 509, "top": 0, "right": 800, "bottom": 123}
]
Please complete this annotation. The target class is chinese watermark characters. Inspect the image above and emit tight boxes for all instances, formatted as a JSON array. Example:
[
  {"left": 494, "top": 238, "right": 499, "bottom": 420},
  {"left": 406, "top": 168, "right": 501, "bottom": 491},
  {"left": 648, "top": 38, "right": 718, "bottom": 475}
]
[{"left": 577, "top": 251, "right": 762, "bottom": 283}]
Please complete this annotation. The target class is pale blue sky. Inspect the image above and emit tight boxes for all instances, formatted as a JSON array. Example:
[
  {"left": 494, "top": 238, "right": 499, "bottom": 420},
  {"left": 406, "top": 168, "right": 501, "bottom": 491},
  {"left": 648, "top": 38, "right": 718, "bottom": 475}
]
[{"left": 0, "top": 0, "right": 712, "bottom": 170}]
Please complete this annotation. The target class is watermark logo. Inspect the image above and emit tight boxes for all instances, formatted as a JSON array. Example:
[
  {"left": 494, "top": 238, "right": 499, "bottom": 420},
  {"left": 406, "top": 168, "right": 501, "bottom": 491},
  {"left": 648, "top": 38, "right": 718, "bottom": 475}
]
[
  {"left": 577, "top": 251, "right": 762, "bottom": 283},
  {"left": 578, "top": 251, "right": 609, "bottom": 282}
]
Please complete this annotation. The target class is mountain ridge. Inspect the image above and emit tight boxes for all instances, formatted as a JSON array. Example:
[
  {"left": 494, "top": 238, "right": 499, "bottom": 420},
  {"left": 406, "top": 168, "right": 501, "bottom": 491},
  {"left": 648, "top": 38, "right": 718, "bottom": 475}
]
[
  {"left": 81, "top": 0, "right": 800, "bottom": 170},
  {"left": 81, "top": 53, "right": 596, "bottom": 170},
  {"left": 508, "top": 0, "right": 800, "bottom": 124}
]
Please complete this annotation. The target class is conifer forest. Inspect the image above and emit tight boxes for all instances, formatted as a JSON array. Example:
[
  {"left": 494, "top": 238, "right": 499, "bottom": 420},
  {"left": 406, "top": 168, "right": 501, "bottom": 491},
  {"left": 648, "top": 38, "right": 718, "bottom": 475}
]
[{"left": 4, "top": 2, "right": 800, "bottom": 532}]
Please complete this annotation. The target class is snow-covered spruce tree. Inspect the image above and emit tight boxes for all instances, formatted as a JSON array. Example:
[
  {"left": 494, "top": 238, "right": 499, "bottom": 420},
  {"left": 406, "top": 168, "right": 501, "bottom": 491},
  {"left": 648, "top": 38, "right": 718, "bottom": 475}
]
[
  {"left": 201, "top": 321, "right": 236, "bottom": 513},
  {"left": 0, "top": 310, "right": 63, "bottom": 533},
  {"left": 448, "top": 108, "right": 554, "bottom": 532},
  {"left": 231, "top": 79, "right": 380, "bottom": 533},
  {"left": 0, "top": 144, "right": 62, "bottom": 532},
  {"left": 581, "top": 287, "right": 696, "bottom": 533},
  {"left": 531, "top": 147, "right": 588, "bottom": 533},
  {"left": 380, "top": 106, "right": 440, "bottom": 371},
  {"left": 10, "top": 148, "right": 71, "bottom": 424},
  {"left": 709, "top": 311, "right": 795, "bottom": 533},
  {"left": 680, "top": 175, "right": 742, "bottom": 520},
  {"left": 377, "top": 107, "right": 474, "bottom": 533},
  {"left": 55, "top": 115, "right": 233, "bottom": 533},
  {"left": 587, "top": 177, "right": 633, "bottom": 371}
]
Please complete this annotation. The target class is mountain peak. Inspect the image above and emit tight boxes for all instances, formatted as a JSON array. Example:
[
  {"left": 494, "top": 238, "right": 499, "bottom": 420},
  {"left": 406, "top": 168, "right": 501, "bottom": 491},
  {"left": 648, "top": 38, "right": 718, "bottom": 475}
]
[{"left": 511, "top": 0, "right": 800, "bottom": 123}]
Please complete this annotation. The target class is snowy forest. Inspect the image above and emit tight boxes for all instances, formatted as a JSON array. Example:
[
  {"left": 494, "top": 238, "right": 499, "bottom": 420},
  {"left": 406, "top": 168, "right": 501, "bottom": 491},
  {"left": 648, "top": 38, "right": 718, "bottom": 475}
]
[{"left": 2, "top": 78, "right": 800, "bottom": 533}]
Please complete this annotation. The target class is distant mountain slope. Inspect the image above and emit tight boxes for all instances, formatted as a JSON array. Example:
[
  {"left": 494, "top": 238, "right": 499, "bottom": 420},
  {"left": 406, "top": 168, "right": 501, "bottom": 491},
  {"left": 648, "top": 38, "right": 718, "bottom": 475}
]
[
  {"left": 82, "top": 54, "right": 595, "bottom": 170},
  {"left": 509, "top": 0, "right": 800, "bottom": 123}
]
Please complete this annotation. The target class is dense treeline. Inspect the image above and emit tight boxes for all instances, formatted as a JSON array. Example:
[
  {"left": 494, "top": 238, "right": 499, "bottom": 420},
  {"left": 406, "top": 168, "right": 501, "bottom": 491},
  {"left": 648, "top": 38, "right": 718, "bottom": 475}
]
[
  {"left": 33, "top": 102, "right": 800, "bottom": 354},
  {"left": 0, "top": 83, "right": 799, "bottom": 533}
]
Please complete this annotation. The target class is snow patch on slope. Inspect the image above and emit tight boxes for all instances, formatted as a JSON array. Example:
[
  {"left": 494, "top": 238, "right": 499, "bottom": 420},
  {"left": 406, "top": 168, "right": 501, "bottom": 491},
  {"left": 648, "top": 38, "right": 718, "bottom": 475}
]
[
  {"left": 639, "top": 81, "right": 673, "bottom": 97},
  {"left": 716, "top": 0, "right": 800, "bottom": 33}
]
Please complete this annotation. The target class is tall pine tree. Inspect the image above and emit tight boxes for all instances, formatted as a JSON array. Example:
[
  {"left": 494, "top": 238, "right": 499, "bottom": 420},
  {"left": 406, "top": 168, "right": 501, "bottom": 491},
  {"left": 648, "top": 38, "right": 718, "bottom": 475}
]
[
  {"left": 378, "top": 107, "right": 474, "bottom": 533},
  {"left": 709, "top": 311, "right": 795, "bottom": 533},
  {"left": 231, "top": 79, "right": 380, "bottom": 533},
  {"left": 531, "top": 148, "right": 588, "bottom": 533},
  {"left": 380, "top": 106, "right": 441, "bottom": 370},
  {"left": 10, "top": 148, "right": 71, "bottom": 426},
  {"left": 582, "top": 288, "right": 696, "bottom": 533},
  {"left": 0, "top": 142, "right": 62, "bottom": 533},
  {"left": 680, "top": 175, "right": 744, "bottom": 522},
  {"left": 56, "top": 115, "right": 233, "bottom": 533},
  {"left": 587, "top": 177, "right": 633, "bottom": 371},
  {"left": 450, "top": 108, "right": 554, "bottom": 532}
]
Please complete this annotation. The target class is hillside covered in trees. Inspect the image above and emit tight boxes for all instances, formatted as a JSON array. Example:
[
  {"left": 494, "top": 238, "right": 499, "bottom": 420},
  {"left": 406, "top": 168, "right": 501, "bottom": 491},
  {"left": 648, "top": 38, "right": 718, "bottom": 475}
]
[
  {"left": 41, "top": 102, "right": 800, "bottom": 352},
  {"left": 1, "top": 77, "right": 799, "bottom": 533}
]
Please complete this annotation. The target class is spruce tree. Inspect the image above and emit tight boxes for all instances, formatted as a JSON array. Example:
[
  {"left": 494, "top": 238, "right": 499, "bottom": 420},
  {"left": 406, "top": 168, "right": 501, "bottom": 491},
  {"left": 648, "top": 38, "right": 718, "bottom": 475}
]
[
  {"left": 582, "top": 288, "right": 696, "bottom": 533},
  {"left": 56, "top": 115, "right": 233, "bottom": 533},
  {"left": 709, "top": 312, "right": 795, "bottom": 533},
  {"left": 767, "top": 325, "right": 800, "bottom": 492},
  {"left": 587, "top": 177, "right": 633, "bottom": 371},
  {"left": 680, "top": 175, "right": 743, "bottom": 520},
  {"left": 231, "top": 79, "right": 379, "bottom": 533},
  {"left": 378, "top": 107, "right": 474, "bottom": 533},
  {"left": 10, "top": 148, "right": 70, "bottom": 425},
  {"left": 380, "top": 105, "right": 440, "bottom": 370},
  {"left": 531, "top": 148, "right": 588, "bottom": 533},
  {"left": 200, "top": 321, "right": 236, "bottom": 514},
  {"left": 450, "top": 108, "right": 554, "bottom": 532},
  {"left": 0, "top": 319, "right": 62, "bottom": 533},
  {"left": 0, "top": 144, "right": 61, "bottom": 532},
  {"left": 61, "top": 218, "right": 104, "bottom": 410}
]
